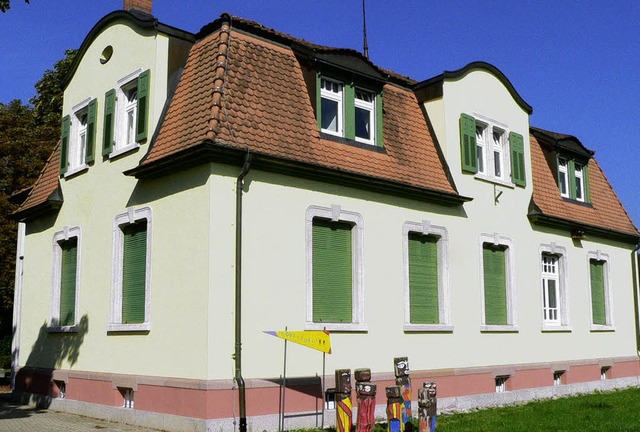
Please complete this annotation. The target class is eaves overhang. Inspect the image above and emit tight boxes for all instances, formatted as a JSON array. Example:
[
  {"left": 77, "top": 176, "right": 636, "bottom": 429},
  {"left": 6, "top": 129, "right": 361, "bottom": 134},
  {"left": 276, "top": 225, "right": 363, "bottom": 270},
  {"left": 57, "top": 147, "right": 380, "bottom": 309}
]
[
  {"left": 528, "top": 212, "right": 640, "bottom": 244},
  {"left": 126, "top": 140, "right": 472, "bottom": 207},
  {"left": 10, "top": 185, "right": 63, "bottom": 222},
  {"left": 531, "top": 126, "right": 594, "bottom": 159},
  {"left": 61, "top": 9, "right": 195, "bottom": 91},
  {"left": 414, "top": 61, "right": 533, "bottom": 115}
]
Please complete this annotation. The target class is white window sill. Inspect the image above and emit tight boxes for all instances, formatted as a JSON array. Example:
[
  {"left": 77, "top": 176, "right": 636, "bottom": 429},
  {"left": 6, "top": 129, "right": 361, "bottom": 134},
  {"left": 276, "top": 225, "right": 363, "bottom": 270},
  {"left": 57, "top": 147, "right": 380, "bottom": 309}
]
[
  {"left": 404, "top": 324, "right": 454, "bottom": 332},
  {"left": 107, "top": 323, "right": 151, "bottom": 333},
  {"left": 355, "top": 137, "right": 375, "bottom": 146},
  {"left": 542, "top": 325, "right": 572, "bottom": 332},
  {"left": 590, "top": 324, "right": 615, "bottom": 332},
  {"left": 109, "top": 143, "right": 139, "bottom": 159},
  {"left": 474, "top": 173, "right": 515, "bottom": 188},
  {"left": 305, "top": 322, "right": 367, "bottom": 332},
  {"left": 47, "top": 325, "right": 79, "bottom": 333},
  {"left": 63, "top": 164, "right": 88, "bottom": 178},
  {"left": 480, "top": 325, "right": 519, "bottom": 333}
]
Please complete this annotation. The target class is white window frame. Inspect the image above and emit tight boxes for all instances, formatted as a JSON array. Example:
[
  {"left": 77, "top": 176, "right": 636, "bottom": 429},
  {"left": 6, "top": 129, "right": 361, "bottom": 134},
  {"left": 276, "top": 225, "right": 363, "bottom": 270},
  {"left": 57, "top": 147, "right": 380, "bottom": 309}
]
[
  {"left": 50, "top": 226, "right": 82, "bottom": 332},
  {"left": 402, "top": 220, "right": 452, "bottom": 332},
  {"left": 587, "top": 250, "right": 614, "bottom": 331},
  {"left": 574, "top": 162, "right": 585, "bottom": 202},
  {"left": 539, "top": 243, "right": 571, "bottom": 331},
  {"left": 108, "top": 206, "right": 153, "bottom": 332},
  {"left": 65, "top": 98, "right": 92, "bottom": 176},
  {"left": 558, "top": 157, "right": 569, "bottom": 198},
  {"left": 479, "top": 233, "right": 518, "bottom": 332},
  {"left": 112, "top": 68, "right": 143, "bottom": 157},
  {"left": 354, "top": 87, "right": 375, "bottom": 145},
  {"left": 320, "top": 77, "right": 344, "bottom": 138},
  {"left": 305, "top": 205, "right": 365, "bottom": 331},
  {"left": 472, "top": 114, "right": 513, "bottom": 186}
]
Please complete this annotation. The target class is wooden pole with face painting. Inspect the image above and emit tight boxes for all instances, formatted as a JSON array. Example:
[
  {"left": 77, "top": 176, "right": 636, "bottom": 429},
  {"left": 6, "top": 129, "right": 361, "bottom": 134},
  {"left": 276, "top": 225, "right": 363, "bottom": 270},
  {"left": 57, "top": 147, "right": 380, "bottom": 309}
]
[
  {"left": 394, "top": 357, "right": 412, "bottom": 427},
  {"left": 355, "top": 368, "right": 376, "bottom": 432},
  {"left": 418, "top": 382, "right": 437, "bottom": 432},
  {"left": 386, "top": 385, "right": 404, "bottom": 432},
  {"left": 335, "top": 369, "right": 353, "bottom": 432}
]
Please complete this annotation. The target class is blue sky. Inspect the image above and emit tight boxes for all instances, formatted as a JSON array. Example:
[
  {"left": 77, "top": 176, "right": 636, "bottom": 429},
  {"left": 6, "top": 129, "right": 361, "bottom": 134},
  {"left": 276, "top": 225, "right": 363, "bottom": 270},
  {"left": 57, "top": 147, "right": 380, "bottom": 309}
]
[{"left": 2, "top": 1, "right": 639, "bottom": 227}]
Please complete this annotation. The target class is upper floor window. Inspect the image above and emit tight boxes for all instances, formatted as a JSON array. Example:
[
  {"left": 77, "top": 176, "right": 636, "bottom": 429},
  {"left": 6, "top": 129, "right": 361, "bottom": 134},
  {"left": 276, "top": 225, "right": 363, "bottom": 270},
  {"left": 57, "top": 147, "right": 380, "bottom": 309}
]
[
  {"left": 459, "top": 114, "right": 525, "bottom": 187},
  {"left": 60, "top": 98, "right": 97, "bottom": 176},
  {"left": 557, "top": 155, "right": 590, "bottom": 202},
  {"left": 318, "top": 75, "right": 381, "bottom": 147},
  {"left": 103, "top": 69, "right": 150, "bottom": 158}
]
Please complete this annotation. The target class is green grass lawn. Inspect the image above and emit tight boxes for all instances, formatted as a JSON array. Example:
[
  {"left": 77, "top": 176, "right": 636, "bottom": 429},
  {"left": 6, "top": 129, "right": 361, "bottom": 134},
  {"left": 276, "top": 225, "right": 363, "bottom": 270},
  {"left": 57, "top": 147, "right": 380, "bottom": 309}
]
[{"left": 291, "top": 387, "right": 640, "bottom": 431}]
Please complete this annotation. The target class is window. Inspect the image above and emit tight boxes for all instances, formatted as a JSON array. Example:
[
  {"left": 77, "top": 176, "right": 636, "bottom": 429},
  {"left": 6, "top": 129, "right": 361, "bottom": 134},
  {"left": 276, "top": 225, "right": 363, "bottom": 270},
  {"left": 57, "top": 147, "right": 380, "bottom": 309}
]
[
  {"left": 318, "top": 75, "right": 381, "bottom": 146},
  {"left": 120, "top": 387, "right": 134, "bottom": 409},
  {"left": 109, "top": 207, "right": 152, "bottom": 332},
  {"left": 557, "top": 155, "right": 590, "bottom": 202},
  {"left": 459, "top": 114, "right": 525, "bottom": 187},
  {"left": 103, "top": 69, "right": 150, "bottom": 157},
  {"left": 588, "top": 252, "right": 613, "bottom": 330},
  {"left": 60, "top": 99, "right": 96, "bottom": 176},
  {"left": 495, "top": 376, "right": 509, "bottom": 393},
  {"left": 553, "top": 371, "right": 565, "bottom": 386},
  {"left": 402, "top": 221, "right": 452, "bottom": 331},
  {"left": 50, "top": 227, "right": 82, "bottom": 330},
  {"left": 601, "top": 366, "right": 610, "bottom": 380},
  {"left": 479, "top": 233, "right": 517, "bottom": 331},
  {"left": 306, "top": 205, "right": 365, "bottom": 331},
  {"left": 539, "top": 244, "right": 570, "bottom": 330}
]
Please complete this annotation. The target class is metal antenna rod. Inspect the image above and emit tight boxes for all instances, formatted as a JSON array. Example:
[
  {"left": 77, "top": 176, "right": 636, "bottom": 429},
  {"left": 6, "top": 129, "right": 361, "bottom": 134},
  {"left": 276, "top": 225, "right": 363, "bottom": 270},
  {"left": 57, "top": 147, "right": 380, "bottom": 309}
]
[{"left": 362, "top": 0, "right": 369, "bottom": 59}]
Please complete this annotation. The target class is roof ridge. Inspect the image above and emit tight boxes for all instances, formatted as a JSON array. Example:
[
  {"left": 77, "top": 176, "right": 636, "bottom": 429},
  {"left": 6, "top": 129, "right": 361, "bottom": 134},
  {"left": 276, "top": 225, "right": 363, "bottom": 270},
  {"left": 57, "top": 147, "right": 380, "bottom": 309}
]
[{"left": 205, "top": 21, "right": 232, "bottom": 141}]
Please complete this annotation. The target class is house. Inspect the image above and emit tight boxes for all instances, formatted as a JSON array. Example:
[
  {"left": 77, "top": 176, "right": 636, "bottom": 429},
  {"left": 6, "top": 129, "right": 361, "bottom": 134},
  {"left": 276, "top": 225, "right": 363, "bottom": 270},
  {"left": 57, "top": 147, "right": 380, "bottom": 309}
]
[{"left": 11, "top": 1, "right": 640, "bottom": 431}]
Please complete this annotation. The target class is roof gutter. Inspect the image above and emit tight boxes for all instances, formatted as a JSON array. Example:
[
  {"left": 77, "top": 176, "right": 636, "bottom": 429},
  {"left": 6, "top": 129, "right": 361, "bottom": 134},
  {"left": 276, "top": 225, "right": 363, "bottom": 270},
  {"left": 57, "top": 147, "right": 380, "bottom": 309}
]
[{"left": 234, "top": 150, "right": 251, "bottom": 432}]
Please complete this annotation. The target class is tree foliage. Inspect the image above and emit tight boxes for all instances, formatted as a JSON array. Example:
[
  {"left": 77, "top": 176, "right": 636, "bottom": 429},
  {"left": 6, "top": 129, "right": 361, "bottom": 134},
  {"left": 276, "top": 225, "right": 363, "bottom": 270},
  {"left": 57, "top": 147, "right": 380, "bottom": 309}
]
[
  {"left": 0, "top": 0, "right": 29, "bottom": 13},
  {"left": 0, "top": 49, "right": 76, "bottom": 346}
]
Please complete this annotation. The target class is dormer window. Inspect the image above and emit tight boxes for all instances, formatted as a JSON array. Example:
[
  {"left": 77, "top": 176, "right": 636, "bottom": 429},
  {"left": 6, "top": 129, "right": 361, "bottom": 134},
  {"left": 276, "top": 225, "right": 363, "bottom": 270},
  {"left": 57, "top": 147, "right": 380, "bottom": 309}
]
[
  {"left": 318, "top": 75, "right": 381, "bottom": 147},
  {"left": 557, "top": 155, "right": 590, "bottom": 203},
  {"left": 460, "top": 114, "right": 525, "bottom": 187}
]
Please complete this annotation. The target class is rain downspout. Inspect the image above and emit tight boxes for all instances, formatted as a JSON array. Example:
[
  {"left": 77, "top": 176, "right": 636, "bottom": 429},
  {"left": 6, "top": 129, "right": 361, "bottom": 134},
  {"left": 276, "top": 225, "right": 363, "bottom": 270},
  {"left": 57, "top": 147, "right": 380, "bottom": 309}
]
[
  {"left": 235, "top": 151, "right": 251, "bottom": 432},
  {"left": 11, "top": 221, "right": 25, "bottom": 390},
  {"left": 632, "top": 242, "right": 640, "bottom": 355}
]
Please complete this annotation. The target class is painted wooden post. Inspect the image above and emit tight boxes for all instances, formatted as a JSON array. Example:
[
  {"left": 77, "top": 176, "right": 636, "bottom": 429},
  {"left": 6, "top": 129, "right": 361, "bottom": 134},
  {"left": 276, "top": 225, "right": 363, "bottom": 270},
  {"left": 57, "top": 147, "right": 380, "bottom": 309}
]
[
  {"left": 386, "top": 385, "right": 404, "bottom": 432},
  {"left": 394, "top": 356, "right": 412, "bottom": 428},
  {"left": 335, "top": 369, "right": 353, "bottom": 432},
  {"left": 418, "top": 382, "right": 437, "bottom": 432},
  {"left": 355, "top": 368, "right": 376, "bottom": 432}
]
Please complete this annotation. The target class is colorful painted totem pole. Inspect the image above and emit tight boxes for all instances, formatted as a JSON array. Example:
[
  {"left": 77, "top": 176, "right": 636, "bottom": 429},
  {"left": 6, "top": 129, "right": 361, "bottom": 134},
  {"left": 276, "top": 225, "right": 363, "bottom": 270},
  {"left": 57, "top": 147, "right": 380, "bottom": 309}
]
[
  {"left": 394, "top": 356, "right": 412, "bottom": 428},
  {"left": 418, "top": 382, "right": 437, "bottom": 432},
  {"left": 335, "top": 369, "right": 353, "bottom": 432},
  {"left": 386, "top": 385, "right": 404, "bottom": 432},
  {"left": 355, "top": 368, "right": 376, "bottom": 432}
]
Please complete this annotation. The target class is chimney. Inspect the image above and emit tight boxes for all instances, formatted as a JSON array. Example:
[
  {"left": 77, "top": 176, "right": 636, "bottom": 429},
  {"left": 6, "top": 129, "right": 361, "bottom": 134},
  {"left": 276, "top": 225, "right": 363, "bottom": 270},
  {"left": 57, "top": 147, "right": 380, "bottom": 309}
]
[{"left": 124, "top": 0, "right": 152, "bottom": 14}]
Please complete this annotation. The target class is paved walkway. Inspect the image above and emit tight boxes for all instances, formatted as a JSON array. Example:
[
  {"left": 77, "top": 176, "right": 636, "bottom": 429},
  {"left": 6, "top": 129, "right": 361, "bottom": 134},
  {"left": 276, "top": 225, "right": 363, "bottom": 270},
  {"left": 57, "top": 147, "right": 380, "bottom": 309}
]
[{"left": 0, "top": 392, "right": 164, "bottom": 432}]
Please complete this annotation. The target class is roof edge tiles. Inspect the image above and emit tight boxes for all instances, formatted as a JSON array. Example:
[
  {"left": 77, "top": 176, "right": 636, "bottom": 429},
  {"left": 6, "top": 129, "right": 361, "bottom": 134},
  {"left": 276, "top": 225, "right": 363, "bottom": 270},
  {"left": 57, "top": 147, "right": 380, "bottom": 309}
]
[
  {"left": 414, "top": 61, "right": 533, "bottom": 115},
  {"left": 530, "top": 126, "right": 595, "bottom": 159},
  {"left": 126, "top": 140, "right": 472, "bottom": 207}
]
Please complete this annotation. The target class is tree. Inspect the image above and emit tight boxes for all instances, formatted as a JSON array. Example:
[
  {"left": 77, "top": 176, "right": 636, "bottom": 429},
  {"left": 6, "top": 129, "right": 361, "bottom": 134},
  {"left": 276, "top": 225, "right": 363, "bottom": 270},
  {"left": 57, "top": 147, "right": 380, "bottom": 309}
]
[
  {"left": 0, "top": 49, "right": 76, "bottom": 363},
  {"left": 0, "top": 0, "right": 29, "bottom": 13}
]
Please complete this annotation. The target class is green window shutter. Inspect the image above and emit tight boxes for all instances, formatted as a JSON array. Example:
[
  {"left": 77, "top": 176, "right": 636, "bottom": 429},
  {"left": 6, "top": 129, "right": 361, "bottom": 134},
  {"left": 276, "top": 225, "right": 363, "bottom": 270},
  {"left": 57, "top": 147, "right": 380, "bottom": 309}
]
[
  {"left": 590, "top": 260, "right": 606, "bottom": 325},
  {"left": 136, "top": 69, "right": 150, "bottom": 143},
  {"left": 459, "top": 114, "right": 477, "bottom": 173},
  {"left": 583, "top": 163, "right": 591, "bottom": 203},
  {"left": 375, "top": 91, "right": 383, "bottom": 147},
  {"left": 343, "top": 83, "right": 356, "bottom": 140},
  {"left": 59, "top": 238, "right": 78, "bottom": 326},
  {"left": 509, "top": 132, "right": 526, "bottom": 187},
  {"left": 103, "top": 89, "right": 116, "bottom": 155},
  {"left": 483, "top": 245, "right": 507, "bottom": 325},
  {"left": 122, "top": 222, "right": 147, "bottom": 324},
  {"left": 60, "top": 115, "right": 71, "bottom": 175},
  {"left": 315, "top": 72, "right": 322, "bottom": 130},
  {"left": 408, "top": 233, "right": 439, "bottom": 324},
  {"left": 568, "top": 159, "right": 577, "bottom": 200},
  {"left": 85, "top": 99, "right": 97, "bottom": 164},
  {"left": 312, "top": 218, "right": 352, "bottom": 323}
]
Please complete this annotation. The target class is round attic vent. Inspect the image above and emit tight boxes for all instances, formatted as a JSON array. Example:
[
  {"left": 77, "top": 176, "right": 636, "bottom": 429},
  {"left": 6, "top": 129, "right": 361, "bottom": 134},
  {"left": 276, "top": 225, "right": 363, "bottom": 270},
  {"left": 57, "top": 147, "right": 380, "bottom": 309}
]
[{"left": 100, "top": 46, "right": 113, "bottom": 64}]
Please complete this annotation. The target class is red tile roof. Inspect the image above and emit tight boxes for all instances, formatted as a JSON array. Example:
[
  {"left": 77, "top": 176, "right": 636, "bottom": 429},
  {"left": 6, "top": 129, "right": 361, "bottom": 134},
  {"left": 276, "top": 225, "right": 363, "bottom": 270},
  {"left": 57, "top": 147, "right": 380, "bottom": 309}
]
[
  {"left": 140, "top": 18, "right": 459, "bottom": 200},
  {"left": 529, "top": 133, "right": 638, "bottom": 239},
  {"left": 13, "top": 143, "right": 62, "bottom": 220}
]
